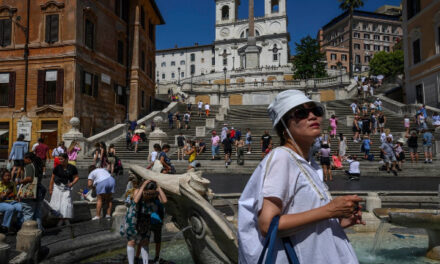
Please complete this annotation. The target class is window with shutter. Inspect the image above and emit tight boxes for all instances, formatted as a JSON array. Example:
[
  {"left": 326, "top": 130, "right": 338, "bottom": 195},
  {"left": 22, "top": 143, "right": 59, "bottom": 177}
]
[
  {"left": 44, "top": 70, "right": 57, "bottom": 105},
  {"left": 149, "top": 22, "right": 154, "bottom": 41},
  {"left": 45, "top": 14, "right": 59, "bottom": 43},
  {"left": 8, "top": 72, "right": 15, "bottom": 108},
  {"left": 117, "top": 40, "right": 124, "bottom": 64},
  {"left": 37, "top": 70, "right": 45, "bottom": 106},
  {"left": 93, "top": 74, "right": 99, "bottom": 97},
  {"left": 0, "top": 19, "right": 12, "bottom": 47},
  {"left": 85, "top": 19, "right": 94, "bottom": 49},
  {"left": 83, "top": 72, "right": 93, "bottom": 96},
  {"left": 56, "top": 69, "right": 64, "bottom": 106},
  {"left": 140, "top": 7, "right": 145, "bottom": 29},
  {"left": 413, "top": 39, "right": 421, "bottom": 64},
  {"left": 141, "top": 51, "right": 146, "bottom": 72},
  {"left": 0, "top": 73, "right": 9, "bottom": 106}
]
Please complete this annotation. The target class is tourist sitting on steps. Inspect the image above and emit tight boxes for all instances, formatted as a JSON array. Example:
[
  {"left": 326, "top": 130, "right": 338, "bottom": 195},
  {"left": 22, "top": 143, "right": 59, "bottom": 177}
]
[
  {"left": 0, "top": 169, "right": 23, "bottom": 234},
  {"left": 345, "top": 155, "right": 360, "bottom": 181}
]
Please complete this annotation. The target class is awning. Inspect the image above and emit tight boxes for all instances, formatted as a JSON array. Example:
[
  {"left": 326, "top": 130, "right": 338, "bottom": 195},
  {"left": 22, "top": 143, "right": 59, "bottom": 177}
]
[
  {"left": 0, "top": 130, "right": 8, "bottom": 136},
  {"left": 36, "top": 129, "right": 57, "bottom": 133}
]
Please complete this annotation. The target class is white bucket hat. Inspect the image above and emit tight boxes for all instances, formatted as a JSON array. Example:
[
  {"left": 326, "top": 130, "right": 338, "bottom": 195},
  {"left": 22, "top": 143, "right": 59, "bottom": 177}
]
[{"left": 268, "top": 90, "right": 322, "bottom": 127}]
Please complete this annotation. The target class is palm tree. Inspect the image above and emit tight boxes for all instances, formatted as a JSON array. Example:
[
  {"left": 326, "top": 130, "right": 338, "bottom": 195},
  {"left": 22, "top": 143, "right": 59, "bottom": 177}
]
[{"left": 339, "top": 0, "right": 364, "bottom": 77}]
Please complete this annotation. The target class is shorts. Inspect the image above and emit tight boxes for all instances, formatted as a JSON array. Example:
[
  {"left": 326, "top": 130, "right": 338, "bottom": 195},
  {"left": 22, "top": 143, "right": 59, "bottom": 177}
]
[
  {"left": 14, "top": 160, "right": 24, "bottom": 167},
  {"left": 362, "top": 128, "right": 371, "bottom": 134},
  {"left": 146, "top": 224, "right": 163, "bottom": 243},
  {"left": 189, "top": 160, "right": 198, "bottom": 167},
  {"left": 364, "top": 149, "right": 370, "bottom": 155},
  {"left": 352, "top": 126, "right": 360, "bottom": 133},
  {"left": 107, "top": 156, "right": 115, "bottom": 165},
  {"left": 95, "top": 177, "right": 115, "bottom": 195},
  {"left": 379, "top": 123, "right": 385, "bottom": 128},
  {"left": 224, "top": 148, "right": 232, "bottom": 156},
  {"left": 185, "top": 121, "right": 189, "bottom": 124},
  {"left": 423, "top": 145, "right": 432, "bottom": 153},
  {"left": 384, "top": 154, "right": 397, "bottom": 163},
  {"left": 408, "top": 147, "right": 418, "bottom": 153},
  {"left": 320, "top": 157, "right": 330, "bottom": 166},
  {"left": 245, "top": 140, "right": 252, "bottom": 145},
  {"left": 396, "top": 152, "right": 405, "bottom": 161},
  {"left": 41, "top": 159, "right": 47, "bottom": 167}
]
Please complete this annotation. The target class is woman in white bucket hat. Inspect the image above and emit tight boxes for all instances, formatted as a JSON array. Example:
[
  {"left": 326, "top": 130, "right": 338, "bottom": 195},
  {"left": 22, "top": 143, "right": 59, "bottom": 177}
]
[{"left": 238, "top": 90, "right": 364, "bottom": 263}]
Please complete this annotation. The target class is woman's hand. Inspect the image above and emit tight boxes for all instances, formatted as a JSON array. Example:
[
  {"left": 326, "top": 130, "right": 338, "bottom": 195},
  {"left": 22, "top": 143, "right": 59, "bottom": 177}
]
[
  {"left": 325, "top": 195, "right": 363, "bottom": 219},
  {"left": 340, "top": 205, "right": 366, "bottom": 228}
]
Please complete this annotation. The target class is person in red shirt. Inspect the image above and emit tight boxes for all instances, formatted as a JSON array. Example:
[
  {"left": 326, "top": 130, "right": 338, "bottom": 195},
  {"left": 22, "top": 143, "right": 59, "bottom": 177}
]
[
  {"left": 131, "top": 133, "right": 141, "bottom": 153},
  {"left": 34, "top": 138, "right": 49, "bottom": 175},
  {"left": 230, "top": 127, "right": 236, "bottom": 143}
]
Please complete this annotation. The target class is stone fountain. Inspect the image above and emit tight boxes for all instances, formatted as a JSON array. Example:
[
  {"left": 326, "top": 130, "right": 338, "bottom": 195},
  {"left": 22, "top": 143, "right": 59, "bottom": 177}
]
[
  {"left": 129, "top": 165, "right": 238, "bottom": 264},
  {"left": 373, "top": 208, "right": 440, "bottom": 260}
]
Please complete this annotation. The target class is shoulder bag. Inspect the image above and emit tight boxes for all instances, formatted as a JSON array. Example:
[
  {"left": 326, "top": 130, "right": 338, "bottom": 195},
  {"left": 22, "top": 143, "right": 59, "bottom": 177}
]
[{"left": 17, "top": 164, "right": 38, "bottom": 200}]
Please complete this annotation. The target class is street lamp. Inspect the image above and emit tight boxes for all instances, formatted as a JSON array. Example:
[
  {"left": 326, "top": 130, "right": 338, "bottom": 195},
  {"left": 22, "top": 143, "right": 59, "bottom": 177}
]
[
  {"left": 177, "top": 67, "right": 181, "bottom": 86},
  {"left": 273, "top": 45, "right": 278, "bottom": 67},
  {"left": 190, "top": 73, "right": 193, "bottom": 92},
  {"left": 232, "top": 56, "right": 235, "bottom": 70},
  {"left": 223, "top": 67, "right": 227, "bottom": 93},
  {"left": 278, "top": 52, "right": 281, "bottom": 67}
]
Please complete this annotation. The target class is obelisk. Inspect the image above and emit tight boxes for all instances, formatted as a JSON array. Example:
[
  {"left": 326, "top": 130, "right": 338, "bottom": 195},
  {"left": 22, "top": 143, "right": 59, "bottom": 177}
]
[{"left": 244, "top": 0, "right": 260, "bottom": 68}]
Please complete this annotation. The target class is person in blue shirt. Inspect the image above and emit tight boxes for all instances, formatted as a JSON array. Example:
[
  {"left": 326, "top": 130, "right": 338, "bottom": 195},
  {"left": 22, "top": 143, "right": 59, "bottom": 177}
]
[
  {"left": 168, "top": 112, "right": 174, "bottom": 129},
  {"left": 423, "top": 129, "right": 433, "bottom": 163},
  {"left": 8, "top": 134, "right": 28, "bottom": 181},
  {"left": 361, "top": 135, "right": 372, "bottom": 160}
]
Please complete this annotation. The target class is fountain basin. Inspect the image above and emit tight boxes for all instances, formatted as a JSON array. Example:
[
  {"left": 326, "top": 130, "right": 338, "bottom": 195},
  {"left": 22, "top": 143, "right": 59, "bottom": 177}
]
[{"left": 373, "top": 208, "right": 440, "bottom": 260}]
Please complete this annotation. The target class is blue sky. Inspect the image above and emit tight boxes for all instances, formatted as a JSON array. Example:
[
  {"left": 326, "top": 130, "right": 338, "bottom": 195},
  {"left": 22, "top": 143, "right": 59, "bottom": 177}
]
[{"left": 155, "top": 0, "right": 402, "bottom": 55}]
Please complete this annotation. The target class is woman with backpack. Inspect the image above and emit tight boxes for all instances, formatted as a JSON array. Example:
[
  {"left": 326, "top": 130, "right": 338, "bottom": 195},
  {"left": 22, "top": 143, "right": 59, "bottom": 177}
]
[{"left": 238, "top": 90, "right": 363, "bottom": 263}]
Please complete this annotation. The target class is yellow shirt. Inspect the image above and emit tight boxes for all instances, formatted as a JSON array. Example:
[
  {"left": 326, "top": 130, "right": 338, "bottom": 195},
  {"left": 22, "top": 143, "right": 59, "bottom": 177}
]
[{"left": 0, "top": 181, "right": 17, "bottom": 201}]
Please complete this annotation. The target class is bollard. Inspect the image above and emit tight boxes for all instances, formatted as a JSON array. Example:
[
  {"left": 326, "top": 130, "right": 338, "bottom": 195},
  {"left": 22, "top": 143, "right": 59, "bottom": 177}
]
[
  {"left": 111, "top": 205, "right": 127, "bottom": 233},
  {"left": 0, "top": 233, "right": 10, "bottom": 264},
  {"left": 366, "top": 192, "right": 382, "bottom": 213},
  {"left": 16, "top": 220, "right": 42, "bottom": 263}
]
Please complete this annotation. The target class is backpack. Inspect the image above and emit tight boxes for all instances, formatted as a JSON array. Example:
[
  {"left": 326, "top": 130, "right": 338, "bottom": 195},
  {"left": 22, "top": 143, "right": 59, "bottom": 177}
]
[{"left": 367, "top": 154, "right": 374, "bottom": 161}]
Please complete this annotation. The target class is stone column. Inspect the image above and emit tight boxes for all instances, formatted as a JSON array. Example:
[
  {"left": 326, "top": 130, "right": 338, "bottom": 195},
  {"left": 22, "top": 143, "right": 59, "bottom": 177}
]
[
  {"left": 62, "top": 117, "right": 86, "bottom": 158},
  {"left": 0, "top": 234, "right": 10, "bottom": 264},
  {"left": 129, "top": 5, "right": 141, "bottom": 121},
  {"left": 16, "top": 221, "right": 42, "bottom": 263},
  {"left": 112, "top": 205, "right": 127, "bottom": 233},
  {"left": 245, "top": 0, "right": 259, "bottom": 69},
  {"left": 248, "top": 0, "right": 254, "bottom": 39},
  {"left": 148, "top": 116, "right": 168, "bottom": 153}
]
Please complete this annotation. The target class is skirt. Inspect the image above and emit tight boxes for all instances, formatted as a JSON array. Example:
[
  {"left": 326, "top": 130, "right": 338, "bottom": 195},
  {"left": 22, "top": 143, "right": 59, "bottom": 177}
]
[{"left": 49, "top": 183, "right": 73, "bottom": 219}]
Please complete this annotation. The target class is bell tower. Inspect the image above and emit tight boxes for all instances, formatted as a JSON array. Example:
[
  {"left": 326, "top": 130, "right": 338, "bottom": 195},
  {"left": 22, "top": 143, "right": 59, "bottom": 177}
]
[
  {"left": 215, "top": 0, "right": 240, "bottom": 25},
  {"left": 264, "top": 0, "right": 286, "bottom": 17}
]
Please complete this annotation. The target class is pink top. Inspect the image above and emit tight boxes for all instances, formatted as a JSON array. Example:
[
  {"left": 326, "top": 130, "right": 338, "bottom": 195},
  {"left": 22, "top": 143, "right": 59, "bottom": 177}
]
[
  {"left": 211, "top": 135, "right": 220, "bottom": 146},
  {"left": 330, "top": 118, "right": 337, "bottom": 127},
  {"left": 68, "top": 146, "right": 81, "bottom": 161}
]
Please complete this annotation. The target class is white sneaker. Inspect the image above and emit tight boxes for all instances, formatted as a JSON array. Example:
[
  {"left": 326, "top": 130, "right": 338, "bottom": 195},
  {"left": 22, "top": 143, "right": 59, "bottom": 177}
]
[
  {"left": 92, "top": 216, "right": 100, "bottom": 220},
  {"left": 105, "top": 215, "right": 111, "bottom": 219},
  {"left": 247, "top": 152, "right": 251, "bottom": 154}
]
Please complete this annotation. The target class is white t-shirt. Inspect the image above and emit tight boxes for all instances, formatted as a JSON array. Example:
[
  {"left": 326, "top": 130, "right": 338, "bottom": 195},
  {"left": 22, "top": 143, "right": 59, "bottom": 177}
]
[
  {"left": 88, "top": 168, "right": 111, "bottom": 185},
  {"left": 362, "top": 85, "right": 369, "bottom": 92},
  {"left": 204, "top": 104, "right": 210, "bottom": 110},
  {"left": 350, "top": 103, "right": 357, "bottom": 111},
  {"left": 52, "top": 146, "right": 65, "bottom": 157},
  {"left": 238, "top": 147, "right": 358, "bottom": 264},
  {"left": 32, "top": 143, "right": 39, "bottom": 152},
  {"left": 198, "top": 101, "right": 203, "bottom": 109},
  {"left": 150, "top": 151, "right": 158, "bottom": 162},
  {"left": 348, "top": 159, "right": 360, "bottom": 174}
]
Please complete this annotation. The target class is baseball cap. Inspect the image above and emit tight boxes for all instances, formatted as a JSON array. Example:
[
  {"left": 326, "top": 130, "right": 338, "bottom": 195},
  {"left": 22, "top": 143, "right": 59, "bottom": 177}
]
[{"left": 268, "top": 90, "right": 322, "bottom": 127}]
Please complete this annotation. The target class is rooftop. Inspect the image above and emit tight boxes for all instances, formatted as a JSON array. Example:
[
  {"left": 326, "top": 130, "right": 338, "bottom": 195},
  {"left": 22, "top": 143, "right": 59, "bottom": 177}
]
[{"left": 322, "top": 10, "right": 401, "bottom": 31}]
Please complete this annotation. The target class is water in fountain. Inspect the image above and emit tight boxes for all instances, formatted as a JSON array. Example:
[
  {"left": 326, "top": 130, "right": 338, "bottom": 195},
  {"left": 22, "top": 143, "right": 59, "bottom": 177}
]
[
  {"left": 371, "top": 219, "right": 391, "bottom": 254},
  {"left": 213, "top": 196, "right": 238, "bottom": 225}
]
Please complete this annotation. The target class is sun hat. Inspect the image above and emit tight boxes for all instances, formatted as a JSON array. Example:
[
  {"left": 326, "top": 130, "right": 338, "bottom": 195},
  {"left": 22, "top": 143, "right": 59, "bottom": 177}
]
[
  {"left": 397, "top": 138, "right": 405, "bottom": 144},
  {"left": 268, "top": 90, "right": 322, "bottom": 127}
]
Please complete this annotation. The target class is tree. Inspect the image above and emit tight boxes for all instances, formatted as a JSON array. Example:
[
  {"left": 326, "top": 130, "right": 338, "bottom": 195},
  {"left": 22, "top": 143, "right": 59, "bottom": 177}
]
[
  {"left": 293, "top": 36, "right": 327, "bottom": 79},
  {"left": 339, "top": 0, "right": 365, "bottom": 78},
  {"left": 369, "top": 50, "right": 404, "bottom": 77}
]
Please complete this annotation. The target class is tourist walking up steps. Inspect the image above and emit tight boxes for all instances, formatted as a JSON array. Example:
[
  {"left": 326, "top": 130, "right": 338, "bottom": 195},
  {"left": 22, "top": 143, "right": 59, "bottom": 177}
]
[
  {"left": 222, "top": 133, "right": 233, "bottom": 168},
  {"left": 238, "top": 90, "right": 363, "bottom": 263},
  {"left": 260, "top": 130, "right": 272, "bottom": 159},
  {"left": 67, "top": 140, "right": 81, "bottom": 166},
  {"left": 49, "top": 153, "right": 79, "bottom": 226},
  {"left": 406, "top": 130, "right": 419, "bottom": 163},
  {"left": 338, "top": 133, "right": 347, "bottom": 159},
  {"left": 107, "top": 144, "right": 116, "bottom": 175},
  {"left": 211, "top": 131, "right": 220, "bottom": 160},
  {"left": 423, "top": 129, "right": 433, "bottom": 164},
  {"left": 34, "top": 138, "right": 49, "bottom": 176},
  {"left": 380, "top": 136, "right": 398, "bottom": 176},
  {"left": 198, "top": 100, "right": 203, "bottom": 117},
  {"left": 319, "top": 142, "right": 332, "bottom": 181},
  {"left": 329, "top": 115, "right": 338, "bottom": 138},
  {"left": 177, "top": 132, "right": 185, "bottom": 161},
  {"left": 9, "top": 134, "right": 28, "bottom": 181},
  {"left": 88, "top": 165, "right": 115, "bottom": 220},
  {"left": 245, "top": 128, "right": 252, "bottom": 154},
  {"left": 205, "top": 103, "right": 210, "bottom": 117}
]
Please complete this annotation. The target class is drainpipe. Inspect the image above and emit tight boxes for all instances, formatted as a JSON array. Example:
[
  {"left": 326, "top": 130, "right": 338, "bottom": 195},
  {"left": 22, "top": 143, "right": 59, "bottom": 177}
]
[{"left": 23, "top": 0, "right": 30, "bottom": 112}]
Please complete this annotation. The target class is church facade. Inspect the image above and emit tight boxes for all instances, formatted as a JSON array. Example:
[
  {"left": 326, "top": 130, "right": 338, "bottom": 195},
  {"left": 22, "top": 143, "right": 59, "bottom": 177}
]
[{"left": 156, "top": 0, "right": 290, "bottom": 83}]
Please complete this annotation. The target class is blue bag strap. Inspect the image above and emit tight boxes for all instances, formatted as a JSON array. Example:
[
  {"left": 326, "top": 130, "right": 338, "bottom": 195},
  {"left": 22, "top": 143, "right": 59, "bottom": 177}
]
[
  {"left": 257, "top": 215, "right": 280, "bottom": 264},
  {"left": 282, "top": 237, "right": 300, "bottom": 264}
]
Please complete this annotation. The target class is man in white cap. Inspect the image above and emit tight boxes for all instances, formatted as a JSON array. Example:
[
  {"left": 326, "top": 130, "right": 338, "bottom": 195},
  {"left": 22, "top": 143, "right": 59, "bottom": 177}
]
[{"left": 238, "top": 90, "right": 363, "bottom": 264}]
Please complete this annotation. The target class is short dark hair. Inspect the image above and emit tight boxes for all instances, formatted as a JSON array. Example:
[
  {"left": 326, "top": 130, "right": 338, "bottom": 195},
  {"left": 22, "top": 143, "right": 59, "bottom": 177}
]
[
  {"left": 38, "top": 138, "right": 44, "bottom": 143},
  {"left": 59, "top": 153, "right": 68, "bottom": 160},
  {"left": 146, "top": 181, "right": 157, "bottom": 190},
  {"left": 162, "top": 144, "right": 170, "bottom": 150},
  {"left": 153, "top": 143, "right": 161, "bottom": 151},
  {"left": 18, "top": 134, "right": 25, "bottom": 141}
]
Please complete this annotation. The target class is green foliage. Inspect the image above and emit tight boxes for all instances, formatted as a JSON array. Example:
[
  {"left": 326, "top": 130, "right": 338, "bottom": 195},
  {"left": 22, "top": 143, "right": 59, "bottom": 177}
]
[
  {"left": 369, "top": 50, "right": 404, "bottom": 77},
  {"left": 293, "top": 36, "right": 327, "bottom": 79},
  {"left": 339, "top": 0, "right": 365, "bottom": 11}
]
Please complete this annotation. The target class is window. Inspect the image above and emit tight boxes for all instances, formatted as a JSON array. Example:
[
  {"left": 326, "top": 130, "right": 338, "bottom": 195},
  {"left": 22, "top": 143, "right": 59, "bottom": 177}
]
[
  {"left": 141, "top": 51, "right": 145, "bottom": 71},
  {"left": 384, "top": 46, "right": 390, "bottom": 52},
  {"left": 330, "top": 65, "right": 337, "bottom": 69},
  {"left": 149, "top": 21, "right": 155, "bottom": 41},
  {"left": 162, "top": 74, "right": 165, "bottom": 79},
  {"left": 413, "top": 39, "right": 421, "bottom": 64},
  {"left": 161, "top": 62, "right": 166, "bottom": 67},
  {"left": 190, "top": 65, "right": 195, "bottom": 74},
  {"left": 190, "top": 53, "right": 195, "bottom": 62},
  {"left": 141, "top": 91, "right": 145, "bottom": 108},
  {"left": 364, "top": 55, "right": 371, "bottom": 63},
  {"left": 81, "top": 71, "right": 98, "bottom": 98},
  {"left": 363, "top": 24, "right": 368, "bottom": 31},
  {"left": 223, "top": 58, "right": 227, "bottom": 66},
  {"left": 354, "top": 44, "right": 360, "bottom": 50},
  {"left": 383, "top": 36, "right": 390, "bottom": 42},
  {"left": 273, "top": 44, "right": 279, "bottom": 61},
  {"left": 330, "top": 54, "right": 337, "bottom": 60},
  {"left": 115, "top": 0, "right": 128, "bottom": 21},
  {"left": 374, "top": 35, "right": 380, "bottom": 40},
  {"left": 38, "top": 69, "right": 64, "bottom": 106},
  {"left": 117, "top": 40, "right": 124, "bottom": 64},
  {"left": 273, "top": 53, "right": 278, "bottom": 61},
  {"left": 271, "top": 0, "right": 279, "bottom": 13},
  {"left": 171, "top": 72, "right": 175, "bottom": 79},
  {"left": 355, "top": 55, "right": 361, "bottom": 64},
  {"left": 0, "top": 72, "right": 15, "bottom": 107},
  {"left": 374, "top": 45, "right": 380, "bottom": 51},
  {"left": 221, "top": 5, "right": 230, "bottom": 20},
  {"left": 148, "top": 61, "right": 153, "bottom": 78},
  {"left": 85, "top": 19, "right": 94, "bottom": 49},
  {"left": 364, "top": 44, "right": 370, "bottom": 50},
  {"left": 45, "top": 14, "right": 59, "bottom": 44},
  {"left": 407, "top": 0, "right": 421, "bottom": 20},
  {"left": 201, "top": 58, "right": 205, "bottom": 63},
  {"left": 212, "top": 57, "right": 215, "bottom": 66},
  {"left": 180, "top": 60, "right": 185, "bottom": 65},
  {"left": 341, "top": 54, "right": 347, "bottom": 61},
  {"left": 140, "top": 7, "right": 145, "bottom": 29},
  {"left": 115, "top": 84, "right": 127, "bottom": 106},
  {"left": 416, "top": 84, "right": 423, "bottom": 103},
  {"left": 0, "top": 19, "right": 11, "bottom": 47},
  {"left": 364, "top": 34, "right": 370, "bottom": 39},
  {"left": 181, "top": 72, "right": 184, "bottom": 78},
  {"left": 171, "top": 61, "right": 176, "bottom": 66}
]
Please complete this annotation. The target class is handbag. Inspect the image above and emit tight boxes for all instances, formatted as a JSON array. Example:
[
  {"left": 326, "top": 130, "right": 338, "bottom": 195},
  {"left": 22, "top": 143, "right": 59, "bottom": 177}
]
[
  {"left": 6, "top": 160, "right": 13, "bottom": 171},
  {"left": 258, "top": 215, "right": 300, "bottom": 264},
  {"left": 151, "top": 160, "right": 164, "bottom": 173},
  {"left": 17, "top": 175, "right": 38, "bottom": 200}
]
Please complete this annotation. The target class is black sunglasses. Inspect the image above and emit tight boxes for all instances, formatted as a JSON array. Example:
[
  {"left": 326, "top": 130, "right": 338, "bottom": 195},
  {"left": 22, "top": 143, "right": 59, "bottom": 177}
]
[{"left": 291, "top": 106, "right": 324, "bottom": 120}]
